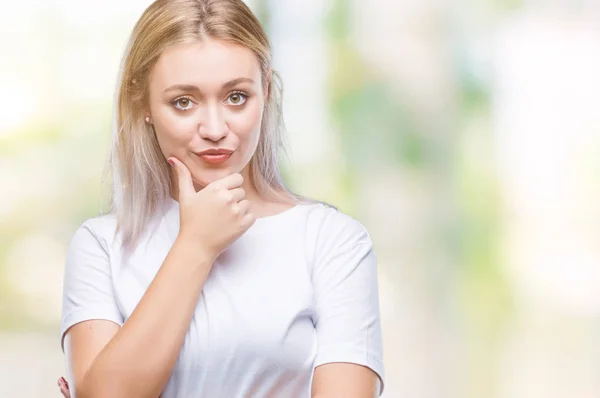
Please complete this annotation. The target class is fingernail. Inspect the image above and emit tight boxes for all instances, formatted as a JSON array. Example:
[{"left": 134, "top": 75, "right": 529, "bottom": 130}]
[{"left": 168, "top": 159, "right": 175, "bottom": 166}]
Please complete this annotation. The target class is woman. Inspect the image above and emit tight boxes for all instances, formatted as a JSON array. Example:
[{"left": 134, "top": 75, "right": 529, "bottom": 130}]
[{"left": 58, "top": 0, "right": 384, "bottom": 397}]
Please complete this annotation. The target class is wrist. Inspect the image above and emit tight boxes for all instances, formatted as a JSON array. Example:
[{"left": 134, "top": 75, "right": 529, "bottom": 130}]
[{"left": 174, "top": 234, "right": 217, "bottom": 265}]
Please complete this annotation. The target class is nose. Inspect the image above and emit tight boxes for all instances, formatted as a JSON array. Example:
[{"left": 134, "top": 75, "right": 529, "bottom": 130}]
[{"left": 198, "top": 103, "right": 228, "bottom": 142}]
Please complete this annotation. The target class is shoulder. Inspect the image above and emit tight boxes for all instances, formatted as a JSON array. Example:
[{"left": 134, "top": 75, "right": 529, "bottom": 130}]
[
  {"left": 303, "top": 202, "right": 372, "bottom": 246},
  {"left": 68, "top": 213, "right": 118, "bottom": 254},
  {"left": 300, "top": 203, "right": 372, "bottom": 265}
]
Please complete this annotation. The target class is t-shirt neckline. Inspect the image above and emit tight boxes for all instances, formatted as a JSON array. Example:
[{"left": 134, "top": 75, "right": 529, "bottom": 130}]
[{"left": 165, "top": 198, "right": 316, "bottom": 238}]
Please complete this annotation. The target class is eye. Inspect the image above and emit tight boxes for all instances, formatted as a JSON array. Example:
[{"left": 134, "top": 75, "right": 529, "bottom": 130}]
[
  {"left": 225, "top": 91, "right": 248, "bottom": 106},
  {"left": 172, "top": 96, "right": 195, "bottom": 111}
]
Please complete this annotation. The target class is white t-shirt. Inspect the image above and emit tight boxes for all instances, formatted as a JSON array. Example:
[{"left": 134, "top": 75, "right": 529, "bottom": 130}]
[{"left": 61, "top": 200, "right": 385, "bottom": 397}]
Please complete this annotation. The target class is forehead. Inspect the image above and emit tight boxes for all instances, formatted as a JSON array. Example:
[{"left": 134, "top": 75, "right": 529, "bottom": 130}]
[{"left": 150, "top": 39, "right": 262, "bottom": 89}]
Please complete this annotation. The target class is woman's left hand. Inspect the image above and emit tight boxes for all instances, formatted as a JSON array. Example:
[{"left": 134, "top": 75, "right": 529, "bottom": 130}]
[{"left": 57, "top": 377, "right": 70, "bottom": 397}]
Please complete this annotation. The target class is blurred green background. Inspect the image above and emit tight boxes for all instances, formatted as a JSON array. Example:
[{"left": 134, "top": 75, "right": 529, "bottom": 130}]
[{"left": 2, "top": 0, "right": 600, "bottom": 397}]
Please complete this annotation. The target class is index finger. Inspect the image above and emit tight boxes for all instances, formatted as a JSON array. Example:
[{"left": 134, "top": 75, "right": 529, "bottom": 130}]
[
  {"left": 208, "top": 173, "right": 244, "bottom": 190},
  {"left": 168, "top": 157, "right": 195, "bottom": 198}
]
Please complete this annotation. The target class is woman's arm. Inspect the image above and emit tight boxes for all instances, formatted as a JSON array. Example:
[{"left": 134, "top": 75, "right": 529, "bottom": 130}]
[
  {"left": 64, "top": 160, "right": 253, "bottom": 398},
  {"left": 65, "top": 237, "right": 215, "bottom": 398},
  {"left": 312, "top": 363, "right": 381, "bottom": 398}
]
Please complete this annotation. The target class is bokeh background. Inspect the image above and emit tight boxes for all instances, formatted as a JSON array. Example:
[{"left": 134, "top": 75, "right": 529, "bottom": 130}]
[{"left": 2, "top": 0, "right": 600, "bottom": 397}]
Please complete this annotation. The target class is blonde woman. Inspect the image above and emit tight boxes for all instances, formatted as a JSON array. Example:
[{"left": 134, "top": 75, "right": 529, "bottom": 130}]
[{"left": 57, "top": 0, "right": 384, "bottom": 397}]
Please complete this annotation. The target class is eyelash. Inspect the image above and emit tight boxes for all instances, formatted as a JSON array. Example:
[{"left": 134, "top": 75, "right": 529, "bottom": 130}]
[
  {"left": 171, "top": 91, "right": 249, "bottom": 111},
  {"left": 226, "top": 91, "right": 249, "bottom": 106},
  {"left": 171, "top": 96, "right": 194, "bottom": 111}
]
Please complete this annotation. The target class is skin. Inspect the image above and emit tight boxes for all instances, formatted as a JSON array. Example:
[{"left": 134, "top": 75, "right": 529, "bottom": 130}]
[
  {"left": 150, "top": 40, "right": 265, "bottom": 205},
  {"left": 59, "top": 38, "right": 380, "bottom": 397}
]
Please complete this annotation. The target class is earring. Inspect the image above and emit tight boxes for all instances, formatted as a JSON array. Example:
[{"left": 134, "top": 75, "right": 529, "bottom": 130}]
[{"left": 145, "top": 116, "right": 151, "bottom": 123}]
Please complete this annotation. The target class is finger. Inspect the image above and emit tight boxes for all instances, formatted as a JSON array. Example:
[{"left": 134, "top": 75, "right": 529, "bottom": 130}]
[
  {"left": 243, "top": 211, "right": 256, "bottom": 226},
  {"left": 57, "top": 378, "right": 70, "bottom": 398},
  {"left": 229, "top": 188, "right": 246, "bottom": 203},
  {"left": 210, "top": 173, "right": 244, "bottom": 190},
  {"left": 60, "top": 385, "right": 71, "bottom": 398},
  {"left": 237, "top": 199, "right": 251, "bottom": 215},
  {"left": 168, "top": 157, "right": 195, "bottom": 199}
]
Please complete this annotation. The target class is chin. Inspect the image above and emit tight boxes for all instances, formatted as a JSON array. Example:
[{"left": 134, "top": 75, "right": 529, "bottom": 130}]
[{"left": 191, "top": 167, "right": 236, "bottom": 187}]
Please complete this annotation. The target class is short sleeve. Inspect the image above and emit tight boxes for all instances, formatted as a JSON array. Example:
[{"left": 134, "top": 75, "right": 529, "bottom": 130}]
[
  {"left": 311, "top": 210, "right": 385, "bottom": 394},
  {"left": 60, "top": 219, "right": 124, "bottom": 352}
]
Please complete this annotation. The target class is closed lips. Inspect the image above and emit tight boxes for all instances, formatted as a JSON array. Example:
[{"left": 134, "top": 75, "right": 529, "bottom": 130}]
[{"left": 196, "top": 149, "right": 234, "bottom": 155}]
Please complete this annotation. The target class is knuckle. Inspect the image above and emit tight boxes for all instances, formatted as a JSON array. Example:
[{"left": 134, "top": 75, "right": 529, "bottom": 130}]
[{"left": 222, "top": 192, "right": 234, "bottom": 204}]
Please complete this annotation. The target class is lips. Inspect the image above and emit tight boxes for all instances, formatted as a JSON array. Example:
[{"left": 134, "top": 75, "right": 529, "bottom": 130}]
[{"left": 195, "top": 148, "right": 234, "bottom": 165}]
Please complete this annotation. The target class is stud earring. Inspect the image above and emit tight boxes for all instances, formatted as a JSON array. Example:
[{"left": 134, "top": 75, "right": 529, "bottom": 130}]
[{"left": 145, "top": 116, "right": 151, "bottom": 123}]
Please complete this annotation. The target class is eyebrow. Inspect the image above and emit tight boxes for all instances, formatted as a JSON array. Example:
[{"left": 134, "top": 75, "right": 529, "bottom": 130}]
[{"left": 163, "top": 77, "right": 255, "bottom": 93}]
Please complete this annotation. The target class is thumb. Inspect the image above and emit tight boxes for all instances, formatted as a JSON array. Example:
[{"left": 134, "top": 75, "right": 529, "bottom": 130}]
[{"left": 168, "top": 157, "right": 195, "bottom": 199}]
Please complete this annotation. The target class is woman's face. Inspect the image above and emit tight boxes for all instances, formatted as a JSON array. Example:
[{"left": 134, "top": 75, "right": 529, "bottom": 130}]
[{"left": 147, "top": 38, "right": 266, "bottom": 188}]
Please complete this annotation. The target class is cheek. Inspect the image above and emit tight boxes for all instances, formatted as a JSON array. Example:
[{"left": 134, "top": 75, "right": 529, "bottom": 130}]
[
  {"left": 152, "top": 111, "right": 197, "bottom": 153},
  {"left": 229, "top": 105, "right": 263, "bottom": 148}
]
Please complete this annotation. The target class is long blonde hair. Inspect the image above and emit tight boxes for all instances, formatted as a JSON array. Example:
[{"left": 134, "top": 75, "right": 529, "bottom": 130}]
[{"left": 108, "top": 0, "right": 314, "bottom": 251}]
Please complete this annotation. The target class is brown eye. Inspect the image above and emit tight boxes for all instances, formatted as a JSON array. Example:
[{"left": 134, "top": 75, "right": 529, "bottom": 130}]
[
  {"left": 226, "top": 92, "right": 248, "bottom": 106},
  {"left": 173, "top": 97, "right": 194, "bottom": 110}
]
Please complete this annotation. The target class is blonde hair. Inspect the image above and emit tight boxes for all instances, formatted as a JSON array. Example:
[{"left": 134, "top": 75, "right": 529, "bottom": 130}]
[{"left": 108, "top": 0, "right": 314, "bottom": 251}]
